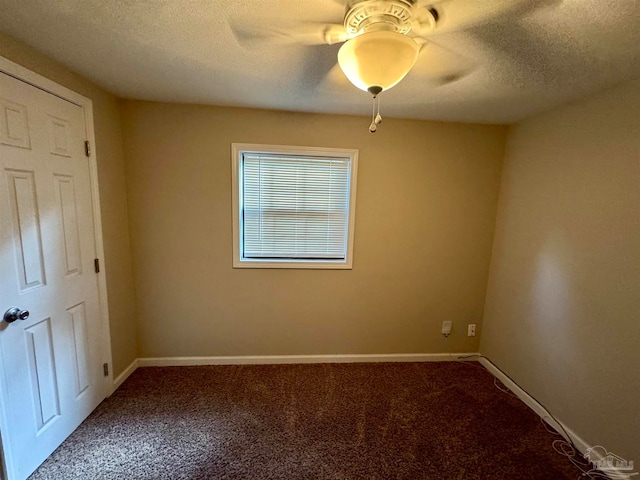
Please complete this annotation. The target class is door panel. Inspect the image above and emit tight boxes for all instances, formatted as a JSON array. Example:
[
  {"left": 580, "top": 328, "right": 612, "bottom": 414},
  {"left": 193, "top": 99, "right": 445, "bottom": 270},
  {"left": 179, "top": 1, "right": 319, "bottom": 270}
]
[
  {"left": 0, "top": 72, "right": 105, "bottom": 480},
  {"left": 0, "top": 98, "right": 31, "bottom": 149},
  {"left": 5, "top": 169, "right": 47, "bottom": 291},
  {"left": 54, "top": 174, "right": 82, "bottom": 277},
  {"left": 68, "top": 302, "right": 90, "bottom": 397},
  {"left": 24, "top": 317, "right": 61, "bottom": 431}
]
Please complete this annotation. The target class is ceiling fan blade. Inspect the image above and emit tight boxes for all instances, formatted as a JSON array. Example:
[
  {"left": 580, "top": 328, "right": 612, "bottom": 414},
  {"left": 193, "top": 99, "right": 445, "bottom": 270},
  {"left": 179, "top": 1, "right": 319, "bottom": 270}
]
[
  {"left": 415, "top": 0, "right": 561, "bottom": 36},
  {"left": 410, "top": 38, "right": 476, "bottom": 86},
  {"left": 230, "top": 21, "right": 348, "bottom": 48}
]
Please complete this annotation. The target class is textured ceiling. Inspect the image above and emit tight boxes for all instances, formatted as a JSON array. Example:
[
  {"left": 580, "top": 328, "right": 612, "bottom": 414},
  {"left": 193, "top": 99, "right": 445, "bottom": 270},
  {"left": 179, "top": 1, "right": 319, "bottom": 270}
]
[{"left": 0, "top": 0, "right": 639, "bottom": 124}]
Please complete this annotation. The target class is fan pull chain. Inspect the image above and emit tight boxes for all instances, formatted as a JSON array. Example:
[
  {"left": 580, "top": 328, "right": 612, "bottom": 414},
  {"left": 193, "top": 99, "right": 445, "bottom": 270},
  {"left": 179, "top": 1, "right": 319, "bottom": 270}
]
[
  {"left": 369, "top": 95, "right": 377, "bottom": 133},
  {"left": 368, "top": 94, "right": 383, "bottom": 133},
  {"left": 375, "top": 95, "right": 383, "bottom": 125}
]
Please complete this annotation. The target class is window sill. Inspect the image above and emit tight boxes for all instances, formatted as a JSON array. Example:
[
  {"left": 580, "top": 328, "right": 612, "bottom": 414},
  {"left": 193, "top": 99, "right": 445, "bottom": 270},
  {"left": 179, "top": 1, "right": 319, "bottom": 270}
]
[{"left": 233, "top": 259, "right": 353, "bottom": 270}]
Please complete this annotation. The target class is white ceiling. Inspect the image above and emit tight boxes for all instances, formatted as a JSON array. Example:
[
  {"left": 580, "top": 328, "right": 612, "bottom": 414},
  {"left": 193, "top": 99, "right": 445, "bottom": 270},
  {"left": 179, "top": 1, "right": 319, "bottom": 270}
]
[{"left": 1, "top": 0, "right": 639, "bottom": 124}]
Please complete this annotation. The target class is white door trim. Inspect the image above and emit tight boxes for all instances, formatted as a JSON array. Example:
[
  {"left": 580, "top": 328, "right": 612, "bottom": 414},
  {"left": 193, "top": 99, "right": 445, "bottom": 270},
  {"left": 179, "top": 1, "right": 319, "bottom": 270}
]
[{"left": 0, "top": 56, "right": 113, "bottom": 479}]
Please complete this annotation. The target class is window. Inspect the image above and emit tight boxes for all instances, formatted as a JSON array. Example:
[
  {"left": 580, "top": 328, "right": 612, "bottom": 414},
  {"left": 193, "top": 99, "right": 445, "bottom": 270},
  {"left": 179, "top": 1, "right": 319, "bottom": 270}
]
[{"left": 232, "top": 144, "right": 358, "bottom": 269}]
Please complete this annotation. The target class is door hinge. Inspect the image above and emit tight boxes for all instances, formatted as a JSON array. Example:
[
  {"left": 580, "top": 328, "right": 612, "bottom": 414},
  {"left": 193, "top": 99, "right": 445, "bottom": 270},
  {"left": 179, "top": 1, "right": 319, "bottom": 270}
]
[
  {"left": 94, "top": 258, "right": 100, "bottom": 273},
  {"left": 103, "top": 363, "right": 109, "bottom": 376},
  {"left": 85, "top": 140, "right": 91, "bottom": 157}
]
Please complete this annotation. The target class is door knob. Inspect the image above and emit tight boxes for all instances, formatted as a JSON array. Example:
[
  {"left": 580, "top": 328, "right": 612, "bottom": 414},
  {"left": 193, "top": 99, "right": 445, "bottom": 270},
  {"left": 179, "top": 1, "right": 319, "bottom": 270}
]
[{"left": 3, "top": 307, "right": 30, "bottom": 324}]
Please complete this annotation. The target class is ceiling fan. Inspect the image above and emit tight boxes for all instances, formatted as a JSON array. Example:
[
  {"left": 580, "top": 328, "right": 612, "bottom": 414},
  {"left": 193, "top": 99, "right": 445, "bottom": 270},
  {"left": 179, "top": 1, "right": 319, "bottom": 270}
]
[
  {"left": 337, "top": 0, "right": 444, "bottom": 131},
  {"left": 231, "top": 0, "right": 529, "bottom": 131}
]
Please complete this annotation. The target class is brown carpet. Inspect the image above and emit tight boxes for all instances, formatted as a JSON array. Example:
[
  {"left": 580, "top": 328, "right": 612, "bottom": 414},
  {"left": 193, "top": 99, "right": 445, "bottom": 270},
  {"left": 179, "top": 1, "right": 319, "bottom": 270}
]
[{"left": 28, "top": 362, "right": 583, "bottom": 480}]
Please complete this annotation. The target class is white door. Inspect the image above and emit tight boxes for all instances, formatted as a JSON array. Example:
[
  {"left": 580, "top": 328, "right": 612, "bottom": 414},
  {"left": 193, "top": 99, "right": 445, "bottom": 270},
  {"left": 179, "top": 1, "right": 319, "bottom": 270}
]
[{"left": 0, "top": 72, "right": 105, "bottom": 480}]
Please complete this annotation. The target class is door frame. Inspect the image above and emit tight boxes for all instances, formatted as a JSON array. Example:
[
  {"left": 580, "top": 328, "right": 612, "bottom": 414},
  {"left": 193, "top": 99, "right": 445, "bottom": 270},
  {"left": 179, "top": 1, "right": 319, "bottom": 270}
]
[{"left": 0, "top": 55, "right": 113, "bottom": 480}]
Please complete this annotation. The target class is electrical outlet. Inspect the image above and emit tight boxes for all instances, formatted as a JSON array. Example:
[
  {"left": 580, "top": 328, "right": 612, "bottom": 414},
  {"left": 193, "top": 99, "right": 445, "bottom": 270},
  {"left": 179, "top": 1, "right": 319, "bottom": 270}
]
[
  {"left": 442, "top": 321, "right": 452, "bottom": 336},
  {"left": 467, "top": 324, "right": 476, "bottom": 337}
]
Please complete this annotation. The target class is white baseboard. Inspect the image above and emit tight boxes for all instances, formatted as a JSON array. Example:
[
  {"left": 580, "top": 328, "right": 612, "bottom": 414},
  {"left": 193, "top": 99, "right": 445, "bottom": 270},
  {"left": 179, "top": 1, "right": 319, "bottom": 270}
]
[
  {"left": 112, "top": 358, "right": 139, "bottom": 391},
  {"left": 477, "top": 358, "right": 638, "bottom": 478},
  {"left": 478, "top": 357, "right": 590, "bottom": 453},
  {"left": 137, "top": 352, "right": 478, "bottom": 367}
]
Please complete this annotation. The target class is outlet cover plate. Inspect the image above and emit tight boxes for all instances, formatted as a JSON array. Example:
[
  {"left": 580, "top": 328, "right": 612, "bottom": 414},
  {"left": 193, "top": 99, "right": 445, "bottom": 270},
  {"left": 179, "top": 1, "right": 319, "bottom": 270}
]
[{"left": 442, "top": 321, "right": 452, "bottom": 335}]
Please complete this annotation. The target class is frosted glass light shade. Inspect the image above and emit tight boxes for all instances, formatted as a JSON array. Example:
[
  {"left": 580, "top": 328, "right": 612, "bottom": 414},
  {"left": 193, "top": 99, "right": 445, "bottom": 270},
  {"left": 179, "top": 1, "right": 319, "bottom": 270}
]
[{"left": 337, "top": 31, "right": 419, "bottom": 93}]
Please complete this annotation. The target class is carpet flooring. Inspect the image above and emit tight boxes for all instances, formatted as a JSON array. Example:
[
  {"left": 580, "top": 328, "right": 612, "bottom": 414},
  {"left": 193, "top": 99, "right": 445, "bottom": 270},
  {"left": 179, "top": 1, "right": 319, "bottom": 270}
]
[{"left": 28, "top": 362, "right": 584, "bottom": 480}]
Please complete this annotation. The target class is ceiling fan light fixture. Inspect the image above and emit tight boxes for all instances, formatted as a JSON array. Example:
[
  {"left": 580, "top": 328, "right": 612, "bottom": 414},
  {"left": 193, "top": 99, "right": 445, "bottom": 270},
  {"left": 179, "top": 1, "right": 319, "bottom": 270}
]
[{"left": 337, "top": 31, "right": 419, "bottom": 93}]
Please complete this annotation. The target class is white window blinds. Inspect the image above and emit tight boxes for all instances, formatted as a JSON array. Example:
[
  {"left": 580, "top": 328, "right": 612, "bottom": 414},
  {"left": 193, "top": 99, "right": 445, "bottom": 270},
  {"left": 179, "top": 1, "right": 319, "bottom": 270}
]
[{"left": 241, "top": 153, "right": 352, "bottom": 260}]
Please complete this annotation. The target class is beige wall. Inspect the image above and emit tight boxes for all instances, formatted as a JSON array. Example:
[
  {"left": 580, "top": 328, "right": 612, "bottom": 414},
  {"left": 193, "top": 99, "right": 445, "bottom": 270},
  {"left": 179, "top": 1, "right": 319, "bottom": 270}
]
[
  {"left": 481, "top": 79, "right": 640, "bottom": 460},
  {"left": 120, "top": 101, "right": 506, "bottom": 358},
  {"left": 4, "top": 22, "right": 638, "bottom": 468},
  {"left": 0, "top": 32, "right": 138, "bottom": 377}
]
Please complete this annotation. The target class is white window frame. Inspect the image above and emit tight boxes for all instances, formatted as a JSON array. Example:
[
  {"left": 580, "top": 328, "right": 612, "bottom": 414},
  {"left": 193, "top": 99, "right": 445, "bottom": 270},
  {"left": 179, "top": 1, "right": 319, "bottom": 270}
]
[{"left": 231, "top": 143, "right": 358, "bottom": 269}]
